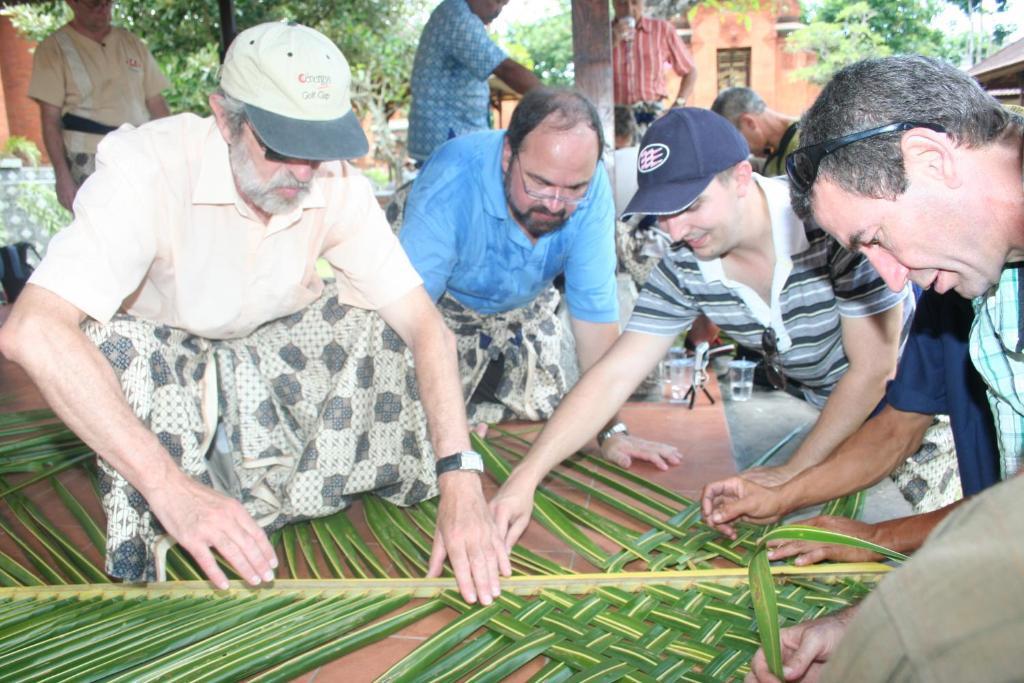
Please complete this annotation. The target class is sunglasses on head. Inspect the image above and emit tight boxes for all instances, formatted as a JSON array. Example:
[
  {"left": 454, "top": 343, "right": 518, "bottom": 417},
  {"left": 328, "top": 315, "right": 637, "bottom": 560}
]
[
  {"left": 761, "top": 327, "right": 787, "bottom": 391},
  {"left": 785, "top": 121, "right": 946, "bottom": 193}
]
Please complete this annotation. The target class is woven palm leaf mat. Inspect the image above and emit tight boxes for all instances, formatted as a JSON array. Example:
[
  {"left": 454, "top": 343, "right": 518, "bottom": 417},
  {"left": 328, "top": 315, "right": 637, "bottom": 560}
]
[{"left": 0, "top": 404, "right": 883, "bottom": 680}]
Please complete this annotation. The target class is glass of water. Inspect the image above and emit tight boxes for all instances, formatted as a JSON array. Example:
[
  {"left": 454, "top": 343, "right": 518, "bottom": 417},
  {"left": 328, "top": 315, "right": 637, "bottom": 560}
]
[
  {"left": 667, "top": 358, "right": 694, "bottom": 403},
  {"left": 728, "top": 359, "right": 757, "bottom": 401}
]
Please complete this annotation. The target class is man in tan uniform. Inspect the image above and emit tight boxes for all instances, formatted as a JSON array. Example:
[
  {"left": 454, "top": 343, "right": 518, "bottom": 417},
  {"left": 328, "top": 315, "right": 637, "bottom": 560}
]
[
  {"left": 2, "top": 22, "right": 507, "bottom": 607},
  {"left": 28, "top": 0, "right": 170, "bottom": 211}
]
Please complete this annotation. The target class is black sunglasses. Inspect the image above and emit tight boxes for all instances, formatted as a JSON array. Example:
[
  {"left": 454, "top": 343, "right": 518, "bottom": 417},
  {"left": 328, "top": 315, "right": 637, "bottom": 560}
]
[
  {"left": 761, "top": 327, "right": 787, "bottom": 391},
  {"left": 247, "top": 121, "right": 294, "bottom": 163},
  {"left": 785, "top": 121, "right": 946, "bottom": 193}
]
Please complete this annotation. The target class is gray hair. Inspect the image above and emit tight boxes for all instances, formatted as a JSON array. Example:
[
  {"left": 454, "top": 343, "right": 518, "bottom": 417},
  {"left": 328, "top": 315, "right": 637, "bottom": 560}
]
[
  {"left": 711, "top": 87, "right": 766, "bottom": 126},
  {"left": 213, "top": 87, "right": 248, "bottom": 139},
  {"left": 791, "top": 55, "right": 1019, "bottom": 221}
]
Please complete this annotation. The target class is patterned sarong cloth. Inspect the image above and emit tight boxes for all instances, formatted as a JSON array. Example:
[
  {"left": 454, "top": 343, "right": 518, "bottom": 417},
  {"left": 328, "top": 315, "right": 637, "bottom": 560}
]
[
  {"left": 66, "top": 151, "right": 96, "bottom": 186},
  {"left": 890, "top": 416, "right": 963, "bottom": 514},
  {"left": 439, "top": 289, "right": 570, "bottom": 425},
  {"left": 84, "top": 283, "right": 436, "bottom": 581},
  {"left": 386, "top": 185, "right": 574, "bottom": 425}
]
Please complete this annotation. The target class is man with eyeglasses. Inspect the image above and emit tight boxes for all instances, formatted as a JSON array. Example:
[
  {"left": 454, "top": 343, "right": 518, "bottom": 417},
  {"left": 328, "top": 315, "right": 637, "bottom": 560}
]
[
  {"left": 0, "top": 23, "right": 508, "bottom": 609},
  {"left": 741, "top": 55, "right": 1024, "bottom": 682},
  {"left": 28, "top": 0, "right": 170, "bottom": 212},
  {"left": 487, "top": 106, "right": 913, "bottom": 550},
  {"left": 400, "top": 88, "right": 682, "bottom": 471}
]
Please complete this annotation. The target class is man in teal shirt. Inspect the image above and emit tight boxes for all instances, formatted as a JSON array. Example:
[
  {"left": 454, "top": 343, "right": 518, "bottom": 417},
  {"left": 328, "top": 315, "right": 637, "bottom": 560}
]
[{"left": 401, "top": 88, "right": 682, "bottom": 469}]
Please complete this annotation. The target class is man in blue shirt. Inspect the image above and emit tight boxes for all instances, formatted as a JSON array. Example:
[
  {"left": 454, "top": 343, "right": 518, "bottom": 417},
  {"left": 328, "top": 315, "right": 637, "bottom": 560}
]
[
  {"left": 407, "top": 0, "right": 540, "bottom": 162},
  {"left": 402, "top": 88, "right": 682, "bottom": 469}
]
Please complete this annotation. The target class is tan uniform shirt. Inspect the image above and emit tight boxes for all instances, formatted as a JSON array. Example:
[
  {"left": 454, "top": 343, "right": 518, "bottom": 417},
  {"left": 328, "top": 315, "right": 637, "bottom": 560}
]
[
  {"left": 27, "top": 25, "right": 170, "bottom": 154},
  {"left": 30, "top": 114, "right": 423, "bottom": 339}
]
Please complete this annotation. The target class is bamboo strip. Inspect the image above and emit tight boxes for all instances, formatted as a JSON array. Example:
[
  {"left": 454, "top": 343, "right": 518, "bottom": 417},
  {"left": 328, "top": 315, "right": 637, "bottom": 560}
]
[{"left": 0, "top": 564, "right": 891, "bottom": 600}]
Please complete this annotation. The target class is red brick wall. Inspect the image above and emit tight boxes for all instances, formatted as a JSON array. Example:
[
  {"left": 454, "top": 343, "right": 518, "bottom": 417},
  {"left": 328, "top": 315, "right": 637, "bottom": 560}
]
[
  {"left": 685, "top": 1, "right": 820, "bottom": 117},
  {"left": 0, "top": 16, "right": 45, "bottom": 161}
]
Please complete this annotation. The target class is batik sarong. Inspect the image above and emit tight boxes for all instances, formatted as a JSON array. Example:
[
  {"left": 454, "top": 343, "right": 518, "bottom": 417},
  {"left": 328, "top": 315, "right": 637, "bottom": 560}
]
[{"left": 84, "top": 283, "right": 436, "bottom": 581}]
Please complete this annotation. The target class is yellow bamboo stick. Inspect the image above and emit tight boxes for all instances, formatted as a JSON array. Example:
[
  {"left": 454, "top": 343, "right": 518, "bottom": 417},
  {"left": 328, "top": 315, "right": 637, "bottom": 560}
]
[{"left": 0, "top": 563, "right": 891, "bottom": 600}]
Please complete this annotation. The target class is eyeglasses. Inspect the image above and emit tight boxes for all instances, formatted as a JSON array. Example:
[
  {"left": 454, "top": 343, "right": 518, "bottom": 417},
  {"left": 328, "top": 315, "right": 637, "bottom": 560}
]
[
  {"left": 514, "top": 154, "right": 589, "bottom": 206},
  {"left": 785, "top": 121, "right": 946, "bottom": 193},
  {"left": 761, "top": 327, "right": 787, "bottom": 391}
]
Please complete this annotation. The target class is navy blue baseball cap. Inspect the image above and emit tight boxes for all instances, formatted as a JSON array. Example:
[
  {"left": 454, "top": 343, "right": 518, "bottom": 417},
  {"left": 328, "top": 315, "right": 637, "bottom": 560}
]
[{"left": 621, "top": 108, "right": 750, "bottom": 219}]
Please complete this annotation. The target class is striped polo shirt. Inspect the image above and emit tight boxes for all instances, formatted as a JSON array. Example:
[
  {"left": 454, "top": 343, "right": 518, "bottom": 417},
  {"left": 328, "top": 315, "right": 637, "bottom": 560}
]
[{"left": 627, "top": 175, "right": 914, "bottom": 407}]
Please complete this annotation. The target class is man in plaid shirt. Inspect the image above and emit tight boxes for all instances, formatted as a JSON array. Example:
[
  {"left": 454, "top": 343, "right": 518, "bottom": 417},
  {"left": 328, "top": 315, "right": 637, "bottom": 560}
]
[{"left": 612, "top": 0, "right": 697, "bottom": 128}]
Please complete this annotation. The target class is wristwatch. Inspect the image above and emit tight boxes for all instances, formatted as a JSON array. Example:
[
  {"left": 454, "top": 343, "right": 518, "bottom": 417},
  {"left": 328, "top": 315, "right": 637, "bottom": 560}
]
[
  {"left": 435, "top": 450, "right": 485, "bottom": 476},
  {"left": 597, "top": 422, "right": 628, "bottom": 447}
]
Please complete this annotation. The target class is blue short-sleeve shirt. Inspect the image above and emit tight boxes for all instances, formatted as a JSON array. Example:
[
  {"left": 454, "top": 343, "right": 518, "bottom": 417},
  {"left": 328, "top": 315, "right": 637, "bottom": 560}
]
[
  {"left": 399, "top": 130, "right": 619, "bottom": 322},
  {"left": 885, "top": 290, "right": 1001, "bottom": 496},
  {"left": 407, "top": 0, "right": 508, "bottom": 161}
]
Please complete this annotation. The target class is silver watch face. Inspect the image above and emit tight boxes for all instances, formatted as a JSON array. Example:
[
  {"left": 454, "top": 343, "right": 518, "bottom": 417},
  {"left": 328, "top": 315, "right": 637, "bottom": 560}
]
[{"left": 460, "top": 450, "right": 484, "bottom": 472}]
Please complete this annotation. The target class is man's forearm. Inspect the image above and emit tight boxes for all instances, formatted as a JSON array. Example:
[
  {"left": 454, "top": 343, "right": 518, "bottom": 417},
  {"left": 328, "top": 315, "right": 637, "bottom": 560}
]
[
  {"left": 873, "top": 501, "right": 964, "bottom": 554},
  {"left": 492, "top": 59, "right": 541, "bottom": 95},
  {"left": 0, "top": 286, "right": 182, "bottom": 498},
  {"left": 782, "top": 362, "right": 891, "bottom": 474},
  {"left": 675, "top": 68, "right": 697, "bottom": 103},
  {"left": 381, "top": 288, "right": 472, "bottom": 459},
  {"left": 39, "top": 107, "right": 73, "bottom": 184},
  {"left": 510, "top": 331, "right": 669, "bottom": 488},
  {"left": 409, "top": 321, "right": 472, "bottom": 459},
  {"left": 146, "top": 94, "right": 171, "bottom": 120},
  {"left": 780, "top": 406, "right": 933, "bottom": 513}
]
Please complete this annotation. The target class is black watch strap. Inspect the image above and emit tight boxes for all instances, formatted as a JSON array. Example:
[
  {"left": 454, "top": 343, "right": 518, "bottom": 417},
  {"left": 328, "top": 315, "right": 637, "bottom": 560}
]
[{"left": 435, "top": 450, "right": 484, "bottom": 476}]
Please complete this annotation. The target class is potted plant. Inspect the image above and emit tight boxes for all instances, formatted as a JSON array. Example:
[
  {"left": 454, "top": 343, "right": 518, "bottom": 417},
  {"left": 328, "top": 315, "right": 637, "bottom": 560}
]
[{"left": 0, "top": 136, "right": 42, "bottom": 169}]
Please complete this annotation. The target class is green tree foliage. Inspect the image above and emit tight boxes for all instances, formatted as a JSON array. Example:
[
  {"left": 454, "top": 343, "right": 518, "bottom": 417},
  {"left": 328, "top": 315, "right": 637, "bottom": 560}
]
[
  {"left": 815, "top": 0, "right": 949, "bottom": 57},
  {"left": 3, "top": 0, "right": 429, "bottom": 172},
  {"left": 786, "top": 2, "right": 892, "bottom": 85},
  {"left": 501, "top": 10, "right": 575, "bottom": 87}
]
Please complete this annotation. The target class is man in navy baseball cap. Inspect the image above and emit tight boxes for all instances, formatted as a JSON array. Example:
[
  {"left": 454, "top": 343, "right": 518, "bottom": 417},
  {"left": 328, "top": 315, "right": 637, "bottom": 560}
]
[
  {"left": 488, "top": 107, "right": 915, "bottom": 552},
  {"left": 622, "top": 107, "right": 748, "bottom": 220}
]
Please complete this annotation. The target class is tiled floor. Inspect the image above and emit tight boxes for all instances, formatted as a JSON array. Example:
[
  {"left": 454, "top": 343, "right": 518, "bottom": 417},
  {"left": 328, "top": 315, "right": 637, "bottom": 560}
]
[{"left": 0, "top": 303, "right": 738, "bottom": 681}]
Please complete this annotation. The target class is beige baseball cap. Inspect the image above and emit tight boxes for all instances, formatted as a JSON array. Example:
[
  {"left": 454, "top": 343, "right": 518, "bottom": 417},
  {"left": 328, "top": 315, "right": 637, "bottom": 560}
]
[{"left": 220, "top": 21, "right": 368, "bottom": 161}]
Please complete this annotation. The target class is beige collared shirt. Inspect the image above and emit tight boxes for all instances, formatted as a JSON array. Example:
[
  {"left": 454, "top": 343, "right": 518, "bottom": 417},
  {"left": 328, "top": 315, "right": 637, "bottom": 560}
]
[
  {"left": 28, "top": 25, "right": 170, "bottom": 154},
  {"left": 31, "top": 114, "right": 422, "bottom": 339}
]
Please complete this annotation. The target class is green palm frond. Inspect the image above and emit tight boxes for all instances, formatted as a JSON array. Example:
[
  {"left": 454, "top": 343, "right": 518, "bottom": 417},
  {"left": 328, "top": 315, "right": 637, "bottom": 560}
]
[
  {"left": 0, "top": 408, "right": 891, "bottom": 679},
  {"left": 746, "top": 524, "right": 907, "bottom": 678},
  {"left": 0, "top": 569, "right": 885, "bottom": 682}
]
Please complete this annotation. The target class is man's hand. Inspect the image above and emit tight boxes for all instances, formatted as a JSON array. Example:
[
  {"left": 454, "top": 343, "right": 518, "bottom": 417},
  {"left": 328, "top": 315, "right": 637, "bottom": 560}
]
[
  {"left": 489, "top": 471, "right": 537, "bottom": 551},
  {"left": 700, "top": 476, "right": 787, "bottom": 539},
  {"left": 600, "top": 433, "right": 682, "bottom": 470},
  {"left": 55, "top": 173, "right": 78, "bottom": 213},
  {"left": 745, "top": 611, "right": 853, "bottom": 682},
  {"left": 767, "top": 516, "right": 882, "bottom": 565},
  {"left": 146, "top": 471, "right": 277, "bottom": 590},
  {"left": 428, "top": 472, "right": 510, "bottom": 605}
]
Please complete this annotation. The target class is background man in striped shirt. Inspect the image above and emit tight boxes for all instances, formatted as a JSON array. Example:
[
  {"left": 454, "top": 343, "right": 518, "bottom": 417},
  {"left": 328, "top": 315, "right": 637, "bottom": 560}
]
[
  {"left": 612, "top": 0, "right": 697, "bottom": 128},
  {"left": 488, "top": 108, "right": 912, "bottom": 547}
]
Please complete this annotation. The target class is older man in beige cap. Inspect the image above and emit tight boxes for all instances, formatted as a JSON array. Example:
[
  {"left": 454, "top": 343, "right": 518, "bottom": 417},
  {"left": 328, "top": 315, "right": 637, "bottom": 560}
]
[{"left": 0, "top": 22, "right": 506, "bottom": 606}]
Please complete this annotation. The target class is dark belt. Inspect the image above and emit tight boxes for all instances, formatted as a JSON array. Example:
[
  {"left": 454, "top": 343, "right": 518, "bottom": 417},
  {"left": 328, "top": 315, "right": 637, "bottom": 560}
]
[{"left": 61, "top": 112, "right": 118, "bottom": 135}]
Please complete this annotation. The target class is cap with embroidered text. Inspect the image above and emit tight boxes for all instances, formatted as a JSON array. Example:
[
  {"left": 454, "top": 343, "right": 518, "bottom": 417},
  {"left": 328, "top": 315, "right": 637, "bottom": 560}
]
[
  {"left": 621, "top": 108, "right": 749, "bottom": 219},
  {"left": 219, "top": 21, "right": 368, "bottom": 161}
]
